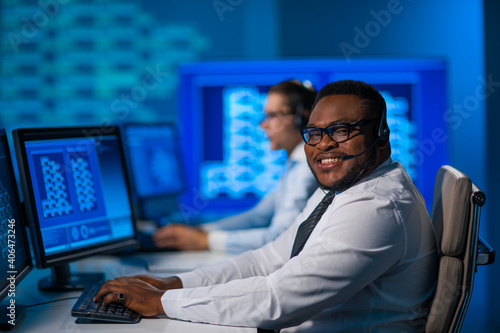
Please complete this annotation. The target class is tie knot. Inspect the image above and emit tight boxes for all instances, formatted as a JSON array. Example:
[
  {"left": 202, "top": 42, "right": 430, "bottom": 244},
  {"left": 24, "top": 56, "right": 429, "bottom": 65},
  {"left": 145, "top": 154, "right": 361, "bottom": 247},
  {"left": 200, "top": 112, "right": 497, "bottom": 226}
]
[{"left": 321, "top": 191, "right": 335, "bottom": 205}]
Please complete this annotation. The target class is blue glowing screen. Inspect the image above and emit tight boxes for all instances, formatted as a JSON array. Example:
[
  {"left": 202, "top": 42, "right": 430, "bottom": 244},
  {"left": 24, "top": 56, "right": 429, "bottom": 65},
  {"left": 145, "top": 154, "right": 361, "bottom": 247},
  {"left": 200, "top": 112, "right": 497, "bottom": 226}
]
[
  {"left": 0, "top": 132, "right": 30, "bottom": 297},
  {"left": 123, "top": 123, "right": 184, "bottom": 198},
  {"left": 24, "top": 135, "right": 134, "bottom": 255},
  {"left": 200, "top": 86, "right": 287, "bottom": 200},
  {"left": 178, "top": 59, "right": 447, "bottom": 217}
]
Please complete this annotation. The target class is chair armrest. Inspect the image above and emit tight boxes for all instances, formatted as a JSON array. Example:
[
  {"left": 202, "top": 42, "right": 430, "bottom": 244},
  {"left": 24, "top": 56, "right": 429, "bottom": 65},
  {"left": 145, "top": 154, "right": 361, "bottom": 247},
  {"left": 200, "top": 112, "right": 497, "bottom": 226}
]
[{"left": 477, "top": 235, "right": 496, "bottom": 265}]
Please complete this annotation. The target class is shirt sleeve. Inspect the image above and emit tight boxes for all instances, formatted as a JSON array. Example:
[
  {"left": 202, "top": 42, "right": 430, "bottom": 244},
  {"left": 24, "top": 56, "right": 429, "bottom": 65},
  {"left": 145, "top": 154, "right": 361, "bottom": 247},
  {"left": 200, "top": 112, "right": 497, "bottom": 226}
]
[
  {"left": 205, "top": 160, "right": 317, "bottom": 253},
  {"left": 176, "top": 210, "right": 301, "bottom": 288},
  {"left": 161, "top": 193, "right": 406, "bottom": 329},
  {"left": 201, "top": 190, "right": 277, "bottom": 232},
  {"left": 206, "top": 230, "right": 228, "bottom": 252}
]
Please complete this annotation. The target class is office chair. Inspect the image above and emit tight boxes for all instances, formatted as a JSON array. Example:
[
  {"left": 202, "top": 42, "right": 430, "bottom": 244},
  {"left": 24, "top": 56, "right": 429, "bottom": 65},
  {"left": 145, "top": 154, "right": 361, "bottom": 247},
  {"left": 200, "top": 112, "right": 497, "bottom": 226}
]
[{"left": 425, "top": 165, "right": 495, "bottom": 333}]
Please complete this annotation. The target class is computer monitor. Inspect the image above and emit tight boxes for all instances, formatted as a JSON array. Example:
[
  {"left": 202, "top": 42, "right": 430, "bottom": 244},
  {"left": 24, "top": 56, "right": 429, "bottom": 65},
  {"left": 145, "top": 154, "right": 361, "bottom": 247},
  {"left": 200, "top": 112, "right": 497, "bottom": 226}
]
[
  {"left": 121, "top": 122, "right": 185, "bottom": 225},
  {"left": 13, "top": 126, "right": 138, "bottom": 291},
  {"left": 178, "top": 59, "right": 447, "bottom": 218},
  {"left": 122, "top": 122, "right": 184, "bottom": 198},
  {"left": 0, "top": 129, "right": 32, "bottom": 329}
]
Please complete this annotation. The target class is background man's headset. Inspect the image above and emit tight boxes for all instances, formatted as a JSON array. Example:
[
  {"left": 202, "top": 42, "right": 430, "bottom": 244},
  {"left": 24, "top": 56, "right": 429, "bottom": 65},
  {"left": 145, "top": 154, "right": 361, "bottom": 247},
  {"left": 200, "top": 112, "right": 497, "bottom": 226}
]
[
  {"left": 291, "top": 80, "right": 316, "bottom": 129},
  {"left": 294, "top": 103, "right": 308, "bottom": 129}
]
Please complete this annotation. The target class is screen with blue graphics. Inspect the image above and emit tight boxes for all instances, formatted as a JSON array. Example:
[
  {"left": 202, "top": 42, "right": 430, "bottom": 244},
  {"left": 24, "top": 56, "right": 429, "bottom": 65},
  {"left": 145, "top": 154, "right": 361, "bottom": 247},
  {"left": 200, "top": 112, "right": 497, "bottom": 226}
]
[
  {"left": 22, "top": 133, "right": 134, "bottom": 255},
  {"left": 178, "top": 59, "right": 447, "bottom": 216},
  {"left": 123, "top": 123, "right": 184, "bottom": 198}
]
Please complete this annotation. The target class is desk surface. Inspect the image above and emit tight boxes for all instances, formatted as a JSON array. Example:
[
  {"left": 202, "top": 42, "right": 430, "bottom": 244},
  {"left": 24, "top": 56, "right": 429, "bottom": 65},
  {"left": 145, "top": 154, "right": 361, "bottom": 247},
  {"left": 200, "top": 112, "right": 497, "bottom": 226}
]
[{"left": 3, "top": 251, "right": 255, "bottom": 333}]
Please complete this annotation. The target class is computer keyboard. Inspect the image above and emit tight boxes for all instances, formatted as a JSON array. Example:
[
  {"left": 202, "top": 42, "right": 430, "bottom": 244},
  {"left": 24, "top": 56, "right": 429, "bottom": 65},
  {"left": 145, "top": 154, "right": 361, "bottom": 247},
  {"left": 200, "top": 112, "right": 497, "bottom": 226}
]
[{"left": 71, "top": 281, "right": 141, "bottom": 323}]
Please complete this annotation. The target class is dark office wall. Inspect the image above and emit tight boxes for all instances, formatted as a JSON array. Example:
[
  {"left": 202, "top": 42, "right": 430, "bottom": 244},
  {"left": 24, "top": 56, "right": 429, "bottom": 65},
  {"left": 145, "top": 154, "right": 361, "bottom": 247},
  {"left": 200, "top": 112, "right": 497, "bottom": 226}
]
[
  {"left": 484, "top": 0, "right": 500, "bottom": 330},
  {"left": 277, "top": 0, "right": 485, "bottom": 189}
]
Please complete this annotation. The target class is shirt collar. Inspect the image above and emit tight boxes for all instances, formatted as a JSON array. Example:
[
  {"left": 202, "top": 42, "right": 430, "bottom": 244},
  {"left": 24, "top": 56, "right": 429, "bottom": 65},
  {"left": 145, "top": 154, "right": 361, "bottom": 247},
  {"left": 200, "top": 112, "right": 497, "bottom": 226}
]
[
  {"left": 289, "top": 142, "right": 306, "bottom": 163},
  {"left": 333, "top": 157, "right": 393, "bottom": 196}
]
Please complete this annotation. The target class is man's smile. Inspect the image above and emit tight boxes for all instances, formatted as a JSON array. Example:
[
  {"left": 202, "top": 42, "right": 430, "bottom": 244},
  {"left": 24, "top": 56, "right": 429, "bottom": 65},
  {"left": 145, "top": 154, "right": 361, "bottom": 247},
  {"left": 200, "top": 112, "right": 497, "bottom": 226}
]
[{"left": 313, "top": 154, "right": 345, "bottom": 170}]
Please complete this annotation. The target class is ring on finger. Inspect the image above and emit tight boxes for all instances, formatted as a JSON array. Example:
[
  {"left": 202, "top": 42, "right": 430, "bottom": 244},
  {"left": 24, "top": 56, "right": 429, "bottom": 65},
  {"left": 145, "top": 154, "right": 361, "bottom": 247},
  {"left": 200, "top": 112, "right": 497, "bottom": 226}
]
[{"left": 117, "top": 292, "right": 125, "bottom": 305}]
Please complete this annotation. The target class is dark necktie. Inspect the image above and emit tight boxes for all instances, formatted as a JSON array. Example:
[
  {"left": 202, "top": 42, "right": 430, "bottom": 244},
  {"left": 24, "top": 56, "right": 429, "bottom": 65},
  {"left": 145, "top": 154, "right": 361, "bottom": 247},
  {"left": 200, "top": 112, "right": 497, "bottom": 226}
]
[
  {"left": 290, "top": 191, "right": 335, "bottom": 258},
  {"left": 258, "top": 191, "right": 336, "bottom": 333}
]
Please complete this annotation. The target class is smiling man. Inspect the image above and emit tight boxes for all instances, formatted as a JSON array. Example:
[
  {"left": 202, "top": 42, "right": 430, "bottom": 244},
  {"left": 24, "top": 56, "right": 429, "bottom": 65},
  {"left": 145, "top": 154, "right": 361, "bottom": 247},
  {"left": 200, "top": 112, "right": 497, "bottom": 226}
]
[
  {"left": 95, "top": 80, "right": 438, "bottom": 332},
  {"left": 302, "top": 84, "right": 389, "bottom": 192}
]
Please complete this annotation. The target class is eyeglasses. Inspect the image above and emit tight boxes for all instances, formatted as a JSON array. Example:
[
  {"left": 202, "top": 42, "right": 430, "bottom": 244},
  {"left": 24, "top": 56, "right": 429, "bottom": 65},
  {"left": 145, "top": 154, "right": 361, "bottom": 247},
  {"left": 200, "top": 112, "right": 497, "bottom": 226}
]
[
  {"left": 260, "top": 111, "right": 294, "bottom": 123},
  {"left": 300, "top": 119, "right": 378, "bottom": 146}
]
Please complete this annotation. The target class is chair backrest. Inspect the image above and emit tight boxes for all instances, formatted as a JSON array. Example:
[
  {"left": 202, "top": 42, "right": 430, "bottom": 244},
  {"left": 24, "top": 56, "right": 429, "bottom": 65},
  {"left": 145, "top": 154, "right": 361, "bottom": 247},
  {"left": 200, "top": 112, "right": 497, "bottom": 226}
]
[{"left": 425, "top": 165, "right": 491, "bottom": 333}]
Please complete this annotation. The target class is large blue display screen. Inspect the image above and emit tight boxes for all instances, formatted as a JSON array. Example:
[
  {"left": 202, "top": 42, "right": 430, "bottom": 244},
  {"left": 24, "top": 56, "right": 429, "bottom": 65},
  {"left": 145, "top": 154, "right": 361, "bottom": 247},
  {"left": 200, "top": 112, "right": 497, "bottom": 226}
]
[
  {"left": 24, "top": 136, "right": 134, "bottom": 255},
  {"left": 178, "top": 59, "right": 447, "bottom": 218}
]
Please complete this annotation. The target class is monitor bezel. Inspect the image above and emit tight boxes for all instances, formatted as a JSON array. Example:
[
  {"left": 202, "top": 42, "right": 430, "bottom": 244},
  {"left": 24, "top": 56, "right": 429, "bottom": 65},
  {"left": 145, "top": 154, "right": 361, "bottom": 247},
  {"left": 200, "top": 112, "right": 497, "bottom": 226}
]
[
  {"left": 13, "top": 125, "right": 138, "bottom": 269},
  {"left": 121, "top": 121, "right": 186, "bottom": 199},
  {"left": 0, "top": 129, "right": 32, "bottom": 301}
]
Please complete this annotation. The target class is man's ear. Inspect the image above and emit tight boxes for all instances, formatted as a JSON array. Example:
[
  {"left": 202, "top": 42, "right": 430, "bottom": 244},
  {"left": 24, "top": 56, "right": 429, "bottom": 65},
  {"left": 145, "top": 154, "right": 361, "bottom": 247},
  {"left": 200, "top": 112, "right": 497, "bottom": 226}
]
[{"left": 377, "top": 139, "right": 389, "bottom": 147}]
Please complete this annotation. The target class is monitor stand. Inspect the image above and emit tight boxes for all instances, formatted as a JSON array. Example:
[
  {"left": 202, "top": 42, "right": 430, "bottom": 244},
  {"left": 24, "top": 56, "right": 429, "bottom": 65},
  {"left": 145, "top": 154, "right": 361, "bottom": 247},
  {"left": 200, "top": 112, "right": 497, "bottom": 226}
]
[{"left": 38, "top": 264, "right": 104, "bottom": 292}]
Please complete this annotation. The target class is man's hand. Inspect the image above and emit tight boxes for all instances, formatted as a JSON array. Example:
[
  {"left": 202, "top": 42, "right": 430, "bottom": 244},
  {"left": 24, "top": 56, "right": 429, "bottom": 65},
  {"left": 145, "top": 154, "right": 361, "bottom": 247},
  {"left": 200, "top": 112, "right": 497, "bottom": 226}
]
[
  {"left": 130, "top": 275, "right": 183, "bottom": 290},
  {"left": 93, "top": 276, "right": 182, "bottom": 317},
  {"left": 152, "top": 224, "right": 209, "bottom": 250}
]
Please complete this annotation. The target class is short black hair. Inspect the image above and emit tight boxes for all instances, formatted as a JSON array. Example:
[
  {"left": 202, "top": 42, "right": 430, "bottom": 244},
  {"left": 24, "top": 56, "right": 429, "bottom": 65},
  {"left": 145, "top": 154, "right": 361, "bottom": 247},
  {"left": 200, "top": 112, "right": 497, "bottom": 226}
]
[
  {"left": 313, "top": 80, "right": 388, "bottom": 141},
  {"left": 313, "top": 80, "right": 385, "bottom": 114}
]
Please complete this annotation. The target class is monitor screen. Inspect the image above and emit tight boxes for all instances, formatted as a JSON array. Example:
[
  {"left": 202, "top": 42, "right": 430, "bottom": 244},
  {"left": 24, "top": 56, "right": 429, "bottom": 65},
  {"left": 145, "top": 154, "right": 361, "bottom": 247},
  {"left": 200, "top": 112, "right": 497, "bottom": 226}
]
[
  {"left": 178, "top": 59, "right": 447, "bottom": 220},
  {"left": 13, "top": 126, "right": 137, "bottom": 290},
  {"left": 122, "top": 123, "right": 184, "bottom": 199},
  {"left": 199, "top": 85, "right": 287, "bottom": 201},
  {"left": 0, "top": 129, "right": 31, "bottom": 328}
]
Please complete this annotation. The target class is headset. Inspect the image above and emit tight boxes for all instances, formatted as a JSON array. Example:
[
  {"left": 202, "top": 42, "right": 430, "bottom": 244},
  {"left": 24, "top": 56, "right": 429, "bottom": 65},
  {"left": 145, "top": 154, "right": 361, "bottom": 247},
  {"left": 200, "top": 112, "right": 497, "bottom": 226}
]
[
  {"left": 294, "top": 85, "right": 389, "bottom": 139},
  {"left": 294, "top": 103, "right": 308, "bottom": 129},
  {"left": 377, "top": 101, "right": 390, "bottom": 144},
  {"left": 341, "top": 99, "right": 390, "bottom": 161},
  {"left": 292, "top": 80, "right": 316, "bottom": 129}
]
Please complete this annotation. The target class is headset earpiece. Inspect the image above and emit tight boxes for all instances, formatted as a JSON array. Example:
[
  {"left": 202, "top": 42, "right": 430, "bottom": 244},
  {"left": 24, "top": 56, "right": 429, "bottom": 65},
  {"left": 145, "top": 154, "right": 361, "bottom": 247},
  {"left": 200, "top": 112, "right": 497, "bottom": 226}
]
[
  {"left": 377, "top": 103, "right": 390, "bottom": 144},
  {"left": 294, "top": 103, "right": 307, "bottom": 129}
]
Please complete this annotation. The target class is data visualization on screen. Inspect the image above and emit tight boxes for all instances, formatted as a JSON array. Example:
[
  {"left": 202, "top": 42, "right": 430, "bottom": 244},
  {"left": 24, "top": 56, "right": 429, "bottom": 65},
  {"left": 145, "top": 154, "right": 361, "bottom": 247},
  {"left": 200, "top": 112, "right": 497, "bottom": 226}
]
[
  {"left": 14, "top": 126, "right": 137, "bottom": 291},
  {"left": 24, "top": 136, "right": 133, "bottom": 255},
  {"left": 123, "top": 123, "right": 184, "bottom": 199}
]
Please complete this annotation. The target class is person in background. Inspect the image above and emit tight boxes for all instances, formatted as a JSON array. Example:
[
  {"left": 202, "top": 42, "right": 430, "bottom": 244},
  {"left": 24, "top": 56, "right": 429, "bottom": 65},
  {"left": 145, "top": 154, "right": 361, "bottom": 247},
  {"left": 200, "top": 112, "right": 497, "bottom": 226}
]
[
  {"left": 153, "top": 80, "right": 318, "bottom": 254},
  {"left": 96, "top": 80, "right": 438, "bottom": 332}
]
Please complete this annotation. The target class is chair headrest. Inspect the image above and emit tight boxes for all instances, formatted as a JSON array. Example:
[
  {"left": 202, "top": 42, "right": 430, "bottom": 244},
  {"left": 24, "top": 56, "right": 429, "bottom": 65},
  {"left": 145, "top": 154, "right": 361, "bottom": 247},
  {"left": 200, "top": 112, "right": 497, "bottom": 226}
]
[{"left": 431, "top": 166, "right": 472, "bottom": 256}]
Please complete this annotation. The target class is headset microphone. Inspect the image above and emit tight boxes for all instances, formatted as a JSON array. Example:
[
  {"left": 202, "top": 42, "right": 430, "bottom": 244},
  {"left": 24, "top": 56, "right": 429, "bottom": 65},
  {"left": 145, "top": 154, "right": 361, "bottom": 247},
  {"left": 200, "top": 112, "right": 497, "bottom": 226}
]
[{"left": 340, "top": 137, "right": 380, "bottom": 161}]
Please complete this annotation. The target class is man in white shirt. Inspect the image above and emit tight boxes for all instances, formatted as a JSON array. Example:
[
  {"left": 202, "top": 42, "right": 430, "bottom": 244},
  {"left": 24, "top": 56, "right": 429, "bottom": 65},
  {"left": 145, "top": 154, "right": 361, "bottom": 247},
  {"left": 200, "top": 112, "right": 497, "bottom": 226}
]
[
  {"left": 152, "top": 80, "right": 318, "bottom": 254},
  {"left": 96, "top": 80, "right": 438, "bottom": 332}
]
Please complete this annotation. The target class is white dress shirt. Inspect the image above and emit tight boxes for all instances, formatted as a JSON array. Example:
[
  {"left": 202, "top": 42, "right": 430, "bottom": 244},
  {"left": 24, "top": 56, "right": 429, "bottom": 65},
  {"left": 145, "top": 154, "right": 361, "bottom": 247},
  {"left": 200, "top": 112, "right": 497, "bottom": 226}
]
[
  {"left": 162, "top": 159, "right": 438, "bottom": 332},
  {"left": 203, "top": 143, "right": 318, "bottom": 254}
]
